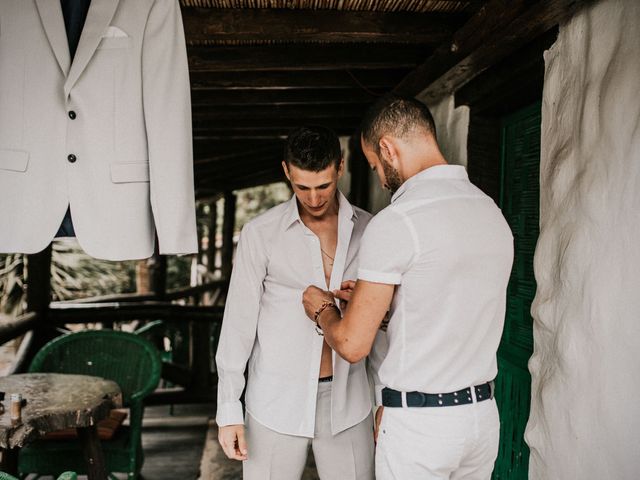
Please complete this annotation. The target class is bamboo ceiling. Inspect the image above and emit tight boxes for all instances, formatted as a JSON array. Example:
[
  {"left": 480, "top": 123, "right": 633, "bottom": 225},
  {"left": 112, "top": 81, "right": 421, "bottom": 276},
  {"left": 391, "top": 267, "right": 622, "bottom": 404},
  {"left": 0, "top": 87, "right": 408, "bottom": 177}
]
[
  {"left": 181, "top": 0, "right": 484, "bottom": 197},
  {"left": 181, "top": 0, "right": 473, "bottom": 13}
]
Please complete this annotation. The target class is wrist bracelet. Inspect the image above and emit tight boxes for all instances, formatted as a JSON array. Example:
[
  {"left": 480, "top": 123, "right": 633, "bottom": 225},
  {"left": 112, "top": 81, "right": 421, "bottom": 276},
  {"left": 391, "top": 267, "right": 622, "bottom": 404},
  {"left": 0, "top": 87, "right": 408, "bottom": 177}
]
[{"left": 313, "top": 301, "right": 338, "bottom": 324}]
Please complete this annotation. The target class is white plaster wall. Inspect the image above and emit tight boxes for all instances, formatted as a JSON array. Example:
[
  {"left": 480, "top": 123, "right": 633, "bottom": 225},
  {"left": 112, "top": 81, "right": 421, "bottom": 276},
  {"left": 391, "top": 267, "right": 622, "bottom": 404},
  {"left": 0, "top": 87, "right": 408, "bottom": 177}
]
[
  {"left": 366, "top": 94, "right": 469, "bottom": 214},
  {"left": 338, "top": 136, "right": 352, "bottom": 198},
  {"left": 526, "top": 0, "right": 640, "bottom": 478},
  {"left": 421, "top": 94, "right": 470, "bottom": 167}
]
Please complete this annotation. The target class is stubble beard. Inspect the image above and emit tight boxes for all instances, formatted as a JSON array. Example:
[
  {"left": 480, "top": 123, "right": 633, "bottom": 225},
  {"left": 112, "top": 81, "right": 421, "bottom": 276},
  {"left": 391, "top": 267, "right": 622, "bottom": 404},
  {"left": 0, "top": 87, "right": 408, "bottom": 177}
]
[{"left": 381, "top": 158, "right": 403, "bottom": 194}]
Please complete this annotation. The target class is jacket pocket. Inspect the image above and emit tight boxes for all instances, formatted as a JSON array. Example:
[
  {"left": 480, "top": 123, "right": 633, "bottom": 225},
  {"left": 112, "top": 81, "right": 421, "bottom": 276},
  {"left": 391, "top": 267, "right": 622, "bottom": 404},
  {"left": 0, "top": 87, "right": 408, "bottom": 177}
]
[
  {"left": 0, "top": 149, "right": 29, "bottom": 172},
  {"left": 97, "top": 36, "right": 131, "bottom": 50},
  {"left": 110, "top": 162, "right": 150, "bottom": 183}
]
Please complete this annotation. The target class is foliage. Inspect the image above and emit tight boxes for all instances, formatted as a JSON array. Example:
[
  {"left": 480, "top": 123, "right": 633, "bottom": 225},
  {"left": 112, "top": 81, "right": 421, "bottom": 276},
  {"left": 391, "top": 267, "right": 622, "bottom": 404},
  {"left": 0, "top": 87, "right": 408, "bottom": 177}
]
[
  {"left": 234, "top": 181, "right": 292, "bottom": 233},
  {"left": 0, "top": 254, "right": 25, "bottom": 316},
  {"left": 49, "top": 241, "right": 136, "bottom": 301},
  {"left": 0, "top": 182, "right": 292, "bottom": 314},
  {"left": 0, "top": 241, "right": 136, "bottom": 316}
]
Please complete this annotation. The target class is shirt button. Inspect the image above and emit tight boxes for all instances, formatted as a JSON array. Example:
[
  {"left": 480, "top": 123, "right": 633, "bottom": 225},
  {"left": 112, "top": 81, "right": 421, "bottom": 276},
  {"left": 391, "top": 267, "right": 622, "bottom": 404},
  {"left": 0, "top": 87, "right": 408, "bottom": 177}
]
[
  {"left": 67, "top": 154, "right": 77, "bottom": 163},
  {"left": 68, "top": 111, "right": 77, "bottom": 120}
]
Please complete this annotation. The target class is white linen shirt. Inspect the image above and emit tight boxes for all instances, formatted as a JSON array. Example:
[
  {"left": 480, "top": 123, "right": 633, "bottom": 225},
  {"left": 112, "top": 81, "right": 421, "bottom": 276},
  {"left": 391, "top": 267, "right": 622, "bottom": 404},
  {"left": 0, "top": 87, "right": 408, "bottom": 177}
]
[
  {"left": 358, "top": 165, "right": 514, "bottom": 396},
  {"left": 216, "top": 192, "right": 373, "bottom": 437}
]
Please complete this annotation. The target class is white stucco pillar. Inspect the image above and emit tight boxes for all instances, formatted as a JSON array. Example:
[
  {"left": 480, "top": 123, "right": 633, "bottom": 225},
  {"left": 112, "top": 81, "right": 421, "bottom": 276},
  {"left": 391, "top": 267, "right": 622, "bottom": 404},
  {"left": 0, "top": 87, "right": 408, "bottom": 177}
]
[
  {"left": 526, "top": 0, "right": 640, "bottom": 478},
  {"left": 422, "top": 94, "right": 469, "bottom": 168},
  {"left": 366, "top": 94, "right": 469, "bottom": 213}
]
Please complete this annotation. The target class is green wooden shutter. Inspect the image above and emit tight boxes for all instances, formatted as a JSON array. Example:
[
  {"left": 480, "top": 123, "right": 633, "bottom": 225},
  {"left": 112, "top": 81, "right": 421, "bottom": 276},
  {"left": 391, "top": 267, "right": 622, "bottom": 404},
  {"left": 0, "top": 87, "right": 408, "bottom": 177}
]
[{"left": 492, "top": 102, "right": 541, "bottom": 480}]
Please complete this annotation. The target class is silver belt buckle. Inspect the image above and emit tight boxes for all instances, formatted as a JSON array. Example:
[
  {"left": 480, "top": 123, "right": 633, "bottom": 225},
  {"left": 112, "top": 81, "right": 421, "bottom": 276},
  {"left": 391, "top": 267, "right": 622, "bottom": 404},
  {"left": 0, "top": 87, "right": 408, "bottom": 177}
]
[{"left": 489, "top": 380, "right": 495, "bottom": 399}]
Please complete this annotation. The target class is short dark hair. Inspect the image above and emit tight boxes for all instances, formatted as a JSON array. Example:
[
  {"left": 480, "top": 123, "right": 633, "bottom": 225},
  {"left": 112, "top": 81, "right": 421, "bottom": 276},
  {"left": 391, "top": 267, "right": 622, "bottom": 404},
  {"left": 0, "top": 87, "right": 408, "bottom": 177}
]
[
  {"left": 284, "top": 126, "right": 342, "bottom": 171},
  {"left": 360, "top": 95, "right": 437, "bottom": 152}
]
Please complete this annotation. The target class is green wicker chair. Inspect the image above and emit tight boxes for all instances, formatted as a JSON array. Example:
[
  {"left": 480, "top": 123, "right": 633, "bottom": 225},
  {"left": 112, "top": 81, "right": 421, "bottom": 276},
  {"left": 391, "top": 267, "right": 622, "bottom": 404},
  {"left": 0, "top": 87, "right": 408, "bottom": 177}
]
[
  {"left": 18, "top": 330, "right": 162, "bottom": 480},
  {"left": 0, "top": 472, "right": 77, "bottom": 480}
]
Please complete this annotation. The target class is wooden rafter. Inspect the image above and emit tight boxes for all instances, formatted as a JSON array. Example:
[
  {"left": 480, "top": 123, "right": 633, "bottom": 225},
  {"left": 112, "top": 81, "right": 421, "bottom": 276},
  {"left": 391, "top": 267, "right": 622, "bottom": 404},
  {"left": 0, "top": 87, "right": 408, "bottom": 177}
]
[
  {"left": 188, "top": 45, "right": 430, "bottom": 72},
  {"left": 191, "top": 88, "right": 380, "bottom": 106},
  {"left": 189, "top": 69, "right": 410, "bottom": 90},
  {"left": 182, "top": 8, "right": 459, "bottom": 44},
  {"left": 394, "top": 0, "right": 587, "bottom": 100},
  {"left": 192, "top": 103, "right": 367, "bottom": 120}
]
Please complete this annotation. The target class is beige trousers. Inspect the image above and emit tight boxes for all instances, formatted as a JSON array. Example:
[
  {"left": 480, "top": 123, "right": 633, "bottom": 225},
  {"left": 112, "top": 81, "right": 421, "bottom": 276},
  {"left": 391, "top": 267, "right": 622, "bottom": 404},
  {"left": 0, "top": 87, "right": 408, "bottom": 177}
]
[{"left": 243, "top": 381, "right": 375, "bottom": 480}]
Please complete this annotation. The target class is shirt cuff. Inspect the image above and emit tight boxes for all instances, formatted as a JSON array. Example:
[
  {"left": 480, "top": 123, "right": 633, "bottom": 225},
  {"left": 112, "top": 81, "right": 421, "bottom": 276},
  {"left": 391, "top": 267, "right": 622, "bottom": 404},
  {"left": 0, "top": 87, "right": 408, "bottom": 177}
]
[
  {"left": 215, "top": 401, "right": 245, "bottom": 427},
  {"left": 358, "top": 268, "right": 402, "bottom": 285}
]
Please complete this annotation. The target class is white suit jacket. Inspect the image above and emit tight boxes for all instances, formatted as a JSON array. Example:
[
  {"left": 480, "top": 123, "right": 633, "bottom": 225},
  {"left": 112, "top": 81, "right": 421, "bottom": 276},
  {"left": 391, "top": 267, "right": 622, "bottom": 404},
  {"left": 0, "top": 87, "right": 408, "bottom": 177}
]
[{"left": 0, "top": 0, "right": 198, "bottom": 260}]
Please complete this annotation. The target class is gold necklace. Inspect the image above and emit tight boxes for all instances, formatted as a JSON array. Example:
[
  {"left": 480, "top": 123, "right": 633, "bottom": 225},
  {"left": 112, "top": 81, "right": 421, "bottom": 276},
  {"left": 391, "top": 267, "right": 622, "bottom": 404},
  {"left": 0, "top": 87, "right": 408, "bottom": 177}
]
[{"left": 320, "top": 247, "right": 334, "bottom": 265}]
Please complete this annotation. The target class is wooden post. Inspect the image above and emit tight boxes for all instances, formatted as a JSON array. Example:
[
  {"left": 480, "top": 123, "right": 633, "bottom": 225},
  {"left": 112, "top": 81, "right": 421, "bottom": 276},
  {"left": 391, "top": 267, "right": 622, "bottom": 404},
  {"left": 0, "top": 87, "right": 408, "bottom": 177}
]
[
  {"left": 207, "top": 200, "right": 219, "bottom": 275},
  {"left": 77, "top": 425, "right": 108, "bottom": 480},
  {"left": 26, "top": 245, "right": 52, "bottom": 316},
  {"left": 25, "top": 245, "right": 55, "bottom": 357},
  {"left": 220, "top": 191, "right": 236, "bottom": 281},
  {"left": 149, "top": 253, "right": 167, "bottom": 302}
]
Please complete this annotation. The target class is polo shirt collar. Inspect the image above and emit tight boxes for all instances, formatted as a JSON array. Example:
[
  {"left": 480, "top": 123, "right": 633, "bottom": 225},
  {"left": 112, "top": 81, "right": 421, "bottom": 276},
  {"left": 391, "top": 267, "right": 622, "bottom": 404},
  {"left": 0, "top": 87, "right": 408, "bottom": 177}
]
[
  {"left": 283, "top": 190, "right": 356, "bottom": 230},
  {"left": 391, "top": 164, "right": 468, "bottom": 203}
]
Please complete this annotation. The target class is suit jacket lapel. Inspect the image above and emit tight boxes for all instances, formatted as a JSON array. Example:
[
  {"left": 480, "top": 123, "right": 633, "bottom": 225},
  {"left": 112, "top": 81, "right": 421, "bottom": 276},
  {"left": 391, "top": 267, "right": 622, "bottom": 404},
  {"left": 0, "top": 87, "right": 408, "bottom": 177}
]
[
  {"left": 35, "top": 0, "right": 71, "bottom": 77},
  {"left": 64, "top": 0, "right": 120, "bottom": 97}
]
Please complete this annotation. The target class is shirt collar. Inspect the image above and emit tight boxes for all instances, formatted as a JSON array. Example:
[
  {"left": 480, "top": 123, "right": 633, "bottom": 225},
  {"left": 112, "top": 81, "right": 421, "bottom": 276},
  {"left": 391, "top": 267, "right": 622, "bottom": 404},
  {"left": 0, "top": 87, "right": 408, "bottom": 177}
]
[
  {"left": 391, "top": 164, "right": 468, "bottom": 203},
  {"left": 283, "top": 190, "right": 356, "bottom": 230}
]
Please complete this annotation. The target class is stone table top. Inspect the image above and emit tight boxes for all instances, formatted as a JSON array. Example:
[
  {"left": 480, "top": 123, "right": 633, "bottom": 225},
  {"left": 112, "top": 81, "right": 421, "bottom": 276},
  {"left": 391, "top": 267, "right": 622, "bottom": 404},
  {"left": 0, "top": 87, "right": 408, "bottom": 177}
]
[{"left": 0, "top": 373, "right": 122, "bottom": 449}]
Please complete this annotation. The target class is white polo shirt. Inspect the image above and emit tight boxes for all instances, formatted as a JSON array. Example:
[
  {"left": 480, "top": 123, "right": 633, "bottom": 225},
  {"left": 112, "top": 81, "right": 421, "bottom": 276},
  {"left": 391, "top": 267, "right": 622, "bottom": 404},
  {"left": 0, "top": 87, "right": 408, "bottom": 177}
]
[{"left": 358, "top": 165, "right": 513, "bottom": 395}]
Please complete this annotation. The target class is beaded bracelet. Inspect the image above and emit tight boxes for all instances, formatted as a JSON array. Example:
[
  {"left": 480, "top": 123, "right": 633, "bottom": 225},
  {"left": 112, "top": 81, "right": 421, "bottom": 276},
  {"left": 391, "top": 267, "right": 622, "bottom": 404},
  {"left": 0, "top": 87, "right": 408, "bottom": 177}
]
[{"left": 313, "top": 301, "right": 339, "bottom": 336}]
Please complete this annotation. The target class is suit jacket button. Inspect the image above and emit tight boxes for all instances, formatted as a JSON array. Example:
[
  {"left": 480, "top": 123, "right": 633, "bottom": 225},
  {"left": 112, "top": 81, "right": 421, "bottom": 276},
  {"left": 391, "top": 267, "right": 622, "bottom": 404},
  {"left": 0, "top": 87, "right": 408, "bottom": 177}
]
[
  {"left": 68, "top": 154, "right": 77, "bottom": 163},
  {"left": 68, "top": 111, "right": 77, "bottom": 120}
]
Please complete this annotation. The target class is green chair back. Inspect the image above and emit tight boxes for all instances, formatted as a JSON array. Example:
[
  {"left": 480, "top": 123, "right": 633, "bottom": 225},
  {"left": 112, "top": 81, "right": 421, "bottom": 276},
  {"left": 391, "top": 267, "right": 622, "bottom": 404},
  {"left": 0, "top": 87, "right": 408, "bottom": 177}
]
[
  {"left": 20, "top": 330, "right": 162, "bottom": 479},
  {"left": 29, "top": 329, "right": 161, "bottom": 405}
]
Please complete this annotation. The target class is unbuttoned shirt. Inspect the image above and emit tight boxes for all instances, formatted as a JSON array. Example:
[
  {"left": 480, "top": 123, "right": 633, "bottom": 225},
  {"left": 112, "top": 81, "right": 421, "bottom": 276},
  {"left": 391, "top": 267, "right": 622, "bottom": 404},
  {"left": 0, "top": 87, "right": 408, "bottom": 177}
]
[
  {"left": 216, "top": 192, "right": 373, "bottom": 437},
  {"left": 358, "top": 165, "right": 514, "bottom": 396}
]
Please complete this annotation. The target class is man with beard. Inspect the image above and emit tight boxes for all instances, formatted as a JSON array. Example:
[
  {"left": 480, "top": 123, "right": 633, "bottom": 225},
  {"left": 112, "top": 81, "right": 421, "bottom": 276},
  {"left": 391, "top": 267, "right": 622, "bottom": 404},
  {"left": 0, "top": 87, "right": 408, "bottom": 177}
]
[
  {"left": 303, "top": 96, "right": 514, "bottom": 480},
  {"left": 216, "top": 126, "right": 375, "bottom": 479}
]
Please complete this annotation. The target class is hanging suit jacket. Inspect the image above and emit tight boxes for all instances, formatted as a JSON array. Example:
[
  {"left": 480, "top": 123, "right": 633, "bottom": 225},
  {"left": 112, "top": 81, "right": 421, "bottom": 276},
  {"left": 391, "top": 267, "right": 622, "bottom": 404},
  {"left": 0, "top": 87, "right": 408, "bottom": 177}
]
[{"left": 0, "top": 0, "right": 198, "bottom": 260}]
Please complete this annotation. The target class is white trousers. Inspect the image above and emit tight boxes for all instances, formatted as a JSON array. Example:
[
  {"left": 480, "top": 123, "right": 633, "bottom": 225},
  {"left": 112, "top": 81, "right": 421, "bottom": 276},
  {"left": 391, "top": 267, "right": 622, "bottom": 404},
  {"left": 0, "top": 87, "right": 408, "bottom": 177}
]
[
  {"left": 243, "top": 381, "right": 375, "bottom": 480},
  {"left": 376, "top": 398, "right": 500, "bottom": 480}
]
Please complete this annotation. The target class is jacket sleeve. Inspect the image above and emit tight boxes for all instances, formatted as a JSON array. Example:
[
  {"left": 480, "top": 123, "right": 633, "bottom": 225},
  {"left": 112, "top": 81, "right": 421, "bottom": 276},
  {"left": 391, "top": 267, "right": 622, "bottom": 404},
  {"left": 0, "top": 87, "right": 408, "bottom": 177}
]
[
  {"left": 215, "top": 223, "right": 268, "bottom": 426},
  {"left": 142, "top": 0, "right": 198, "bottom": 254}
]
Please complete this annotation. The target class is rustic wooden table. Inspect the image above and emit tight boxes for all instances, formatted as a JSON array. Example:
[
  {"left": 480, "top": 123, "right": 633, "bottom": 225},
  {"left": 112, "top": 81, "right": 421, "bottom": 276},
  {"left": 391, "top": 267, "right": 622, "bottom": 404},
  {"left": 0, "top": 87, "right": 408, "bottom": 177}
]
[{"left": 0, "top": 373, "right": 122, "bottom": 479}]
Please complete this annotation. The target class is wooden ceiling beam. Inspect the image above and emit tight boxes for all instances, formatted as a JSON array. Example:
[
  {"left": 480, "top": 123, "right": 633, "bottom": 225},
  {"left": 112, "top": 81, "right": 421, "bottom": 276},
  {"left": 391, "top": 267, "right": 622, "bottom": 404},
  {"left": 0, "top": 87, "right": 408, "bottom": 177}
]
[
  {"left": 182, "top": 8, "right": 460, "bottom": 45},
  {"left": 454, "top": 28, "right": 557, "bottom": 108},
  {"left": 394, "top": 0, "right": 587, "bottom": 99},
  {"left": 190, "top": 69, "right": 410, "bottom": 90},
  {"left": 195, "top": 150, "right": 282, "bottom": 171},
  {"left": 196, "top": 166, "right": 286, "bottom": 194},
  {"left": 192, "top": 118, "right": 361, "bottom": 132},
  {"left": 192, "top": 127, "right": 357, "bottom": 143},
  {"left": 194, "top": 145, "right": 283, "bottom": 166},
  {"left": 193, "top": 138, "right": 283, "bottom": 152},
  {"left": 192, "top": 104, "right": 367, "bottom": 120},
  {"left": 194, "top": 133, "right": 289, "bottom": 142},
  {"left": 191, "top": 88, "right": 380, "bottom": 106},
  {"left": 197, "top": 161, "right": 283, "bottom": 183},
  {"left": 188, "top": 45, "right": 429, "bottom": 72}
]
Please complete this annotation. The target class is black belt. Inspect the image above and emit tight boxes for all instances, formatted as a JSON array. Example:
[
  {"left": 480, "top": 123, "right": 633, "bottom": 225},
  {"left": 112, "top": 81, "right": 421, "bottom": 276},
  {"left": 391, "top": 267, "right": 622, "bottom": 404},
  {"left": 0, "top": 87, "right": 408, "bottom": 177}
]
[
  {"left": 318, "top": 376, "right": 333, "bottom": 383},
  {"left": 381, "top": 382, "right": 494, "bottom": 408}
]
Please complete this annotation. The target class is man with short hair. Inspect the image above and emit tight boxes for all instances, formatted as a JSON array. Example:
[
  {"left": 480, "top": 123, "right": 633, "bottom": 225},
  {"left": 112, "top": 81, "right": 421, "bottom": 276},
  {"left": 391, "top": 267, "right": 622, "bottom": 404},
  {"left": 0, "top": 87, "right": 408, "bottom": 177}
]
[
  {"left": 216, "top": 126, "right": 375, "bottom": 479},
  {"left": 303, "top": 96, "right": 514, "bottom": 480}
]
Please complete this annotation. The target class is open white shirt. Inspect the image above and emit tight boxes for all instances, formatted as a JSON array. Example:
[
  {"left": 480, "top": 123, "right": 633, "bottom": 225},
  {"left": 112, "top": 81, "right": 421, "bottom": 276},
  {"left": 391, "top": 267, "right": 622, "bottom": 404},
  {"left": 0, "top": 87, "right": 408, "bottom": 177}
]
[
  {"left": 358, "top": 165, "right": 514, "bottom": 396},
  {"left": 216, "top": 192, "right": 373, "bottom": 437}
]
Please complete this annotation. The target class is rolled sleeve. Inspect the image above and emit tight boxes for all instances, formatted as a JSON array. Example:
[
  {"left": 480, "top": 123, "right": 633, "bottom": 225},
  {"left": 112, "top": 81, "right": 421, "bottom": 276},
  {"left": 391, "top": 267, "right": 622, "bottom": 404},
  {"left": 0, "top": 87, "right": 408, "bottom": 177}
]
[{"left": 357, "top": 208, "right": 415, "bottom": 285}]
